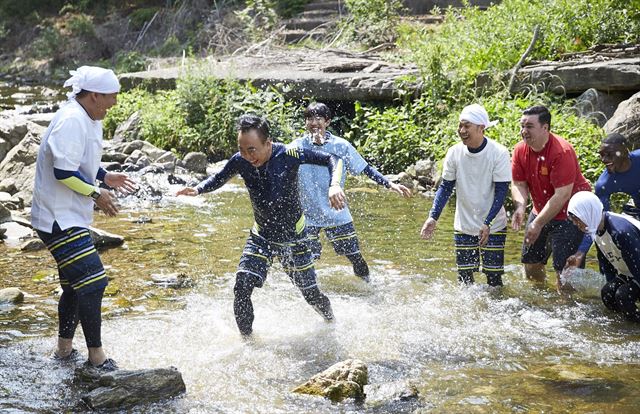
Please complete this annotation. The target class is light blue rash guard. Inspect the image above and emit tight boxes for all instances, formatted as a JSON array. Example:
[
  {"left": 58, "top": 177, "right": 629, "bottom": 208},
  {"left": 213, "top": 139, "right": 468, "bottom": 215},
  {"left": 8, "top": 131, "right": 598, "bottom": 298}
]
[{"left": 293, "top": 132, "right": 368, "bottom": 227}]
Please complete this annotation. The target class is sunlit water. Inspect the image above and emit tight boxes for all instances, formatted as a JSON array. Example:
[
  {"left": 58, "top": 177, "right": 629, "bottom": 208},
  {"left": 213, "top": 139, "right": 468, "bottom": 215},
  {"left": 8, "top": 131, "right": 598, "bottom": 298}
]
[{"left": 2, "top": 180, "right": 640, "bottom": 413}]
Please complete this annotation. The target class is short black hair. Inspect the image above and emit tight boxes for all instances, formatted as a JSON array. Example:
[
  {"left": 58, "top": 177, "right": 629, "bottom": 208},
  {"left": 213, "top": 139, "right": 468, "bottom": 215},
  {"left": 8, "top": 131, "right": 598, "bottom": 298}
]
[
  {"left": 236, "top": 114, "right": 270, "bottom": 142},
  {"left": 304, "top": 102, "right": 331, "bottom": 120},
  {"left": 602, "top": 132, "right": 628, "bottom": 147},
  {"left": 523, "top": 105, "right": 551, "bottom": 128}
]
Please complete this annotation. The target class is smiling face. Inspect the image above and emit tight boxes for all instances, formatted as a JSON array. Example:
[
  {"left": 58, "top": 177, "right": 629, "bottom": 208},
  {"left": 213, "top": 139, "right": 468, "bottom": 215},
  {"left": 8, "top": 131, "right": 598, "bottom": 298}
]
[
  {"left": 238, "top": 128, "right": 272, "bottom": 167},
  {"left": 520, "top": 114, "right": 549, "bottom": 152},
  {"left": 305, "top": 115, "right": 330, "bottom": 145},
  {"left": 457, "top": 120, "right": 484, "bottom": 148},
  {"left": 599, "top": 142, "right": 629, "bottom": 173}
]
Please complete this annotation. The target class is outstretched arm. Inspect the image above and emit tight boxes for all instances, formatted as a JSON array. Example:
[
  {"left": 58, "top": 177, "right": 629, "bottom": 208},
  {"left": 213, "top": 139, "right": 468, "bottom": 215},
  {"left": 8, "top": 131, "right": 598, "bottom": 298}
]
[
  {"left": 362, "top": 165, "right": 412, "bottom": 197},
  {"left": 176, "top": 156, "right": 238, "bottom": 196}
]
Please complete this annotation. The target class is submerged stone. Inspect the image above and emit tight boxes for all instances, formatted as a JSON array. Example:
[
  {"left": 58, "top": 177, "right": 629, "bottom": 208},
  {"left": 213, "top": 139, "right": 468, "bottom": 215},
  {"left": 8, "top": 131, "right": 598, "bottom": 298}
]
[
  {"left": 293, "top": 359, "right": 368, "bottom": 402},
  {"left": 151, "top": 272, "right": 191, "bottom": 288}
]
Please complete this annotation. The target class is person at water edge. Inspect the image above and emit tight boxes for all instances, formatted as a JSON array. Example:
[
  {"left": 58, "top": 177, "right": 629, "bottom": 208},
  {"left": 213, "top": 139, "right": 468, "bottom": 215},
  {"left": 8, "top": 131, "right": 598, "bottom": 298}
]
[
  {"left": 291, "top": 102, "right": 412, "bottom": 283},
  {"left": 420, "top": 104, "right": 511, "bottom": 286},
  {"left": 564, "top": 132, "right": 640, "bottom": 269},
  {"left": 31, "top": 66, "right": 137, "bottom": 370},
  {"left": 510, "top": 105, "right": 591, "bottom": 292},
  {"left": 176, "top": 114, "right": 347, "bottom": 337},
  {"left": 567, "top": 191, "right": 640, "bottom": 322}
]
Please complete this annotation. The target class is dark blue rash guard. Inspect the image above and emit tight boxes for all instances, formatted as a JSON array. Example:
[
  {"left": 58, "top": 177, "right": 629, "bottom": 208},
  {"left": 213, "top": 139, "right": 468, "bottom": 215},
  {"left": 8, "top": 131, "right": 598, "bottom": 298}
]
[{"left": 195, "top": 143, "right": 342, "bottom": 243}]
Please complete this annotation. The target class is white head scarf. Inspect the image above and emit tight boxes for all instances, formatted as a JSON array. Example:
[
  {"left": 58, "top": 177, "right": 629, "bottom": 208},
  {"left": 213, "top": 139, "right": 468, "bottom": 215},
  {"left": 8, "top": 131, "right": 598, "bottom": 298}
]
[
  {"left": 63, "top": 66, "right": 120, "bottom": 99},
  {"left": 459, "top": 104, "right": 498, "bottom": 128},
  {"left": 567, "top": 191, "right": 604, "bottom": 237}
]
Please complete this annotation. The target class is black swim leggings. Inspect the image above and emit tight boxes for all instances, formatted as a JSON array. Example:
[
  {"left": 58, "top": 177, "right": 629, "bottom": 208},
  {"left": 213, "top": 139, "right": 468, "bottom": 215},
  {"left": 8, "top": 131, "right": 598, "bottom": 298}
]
[
  {"left": 58, "top": 286, "right": 105, "bottom": 348},
  {"left": 602, "top": 279, "right": 640, "bottom": 322},
  {"left": 346, "top": 252, "right": 369, "bottom": 278},
  {"left": 234, "top": 273, "right": 333, "bottom": 336}
]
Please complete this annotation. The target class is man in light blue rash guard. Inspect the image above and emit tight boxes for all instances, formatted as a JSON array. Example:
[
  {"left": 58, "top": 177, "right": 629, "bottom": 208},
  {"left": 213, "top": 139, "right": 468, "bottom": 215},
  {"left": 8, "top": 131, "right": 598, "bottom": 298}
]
[
  {"left": 292, "top": 102, "right": 411, "bottom": 282},
  {"left": 567, "top": 191, "right": 640, "bottom": 322},
  {"left": 564, "top": 133, "right": 640, "bottom": 270},
  {"left": 177, "top": 114, "right": 347, "bottom": 337}
]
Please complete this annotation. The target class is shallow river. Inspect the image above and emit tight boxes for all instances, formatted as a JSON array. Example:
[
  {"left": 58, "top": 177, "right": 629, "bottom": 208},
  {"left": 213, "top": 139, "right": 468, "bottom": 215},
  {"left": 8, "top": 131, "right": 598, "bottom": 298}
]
[{"left": 1, "top": 179, "right": 640, "bottom": 413}]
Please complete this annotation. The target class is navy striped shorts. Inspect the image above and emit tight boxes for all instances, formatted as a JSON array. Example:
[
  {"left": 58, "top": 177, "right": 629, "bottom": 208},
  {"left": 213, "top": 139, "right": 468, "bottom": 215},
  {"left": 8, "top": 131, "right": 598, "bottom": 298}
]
[
  {"left": 454, "top": 228, "right": 507, "bottom": 275},
  {"left": 306, "top": 222, "right": 360, "bottom": 260},
  {"left": 237, "top": 232, "right": 317, "bottom": 290},
  {"left": 36, "top": 223, "right": 107, "bottom": 294}
]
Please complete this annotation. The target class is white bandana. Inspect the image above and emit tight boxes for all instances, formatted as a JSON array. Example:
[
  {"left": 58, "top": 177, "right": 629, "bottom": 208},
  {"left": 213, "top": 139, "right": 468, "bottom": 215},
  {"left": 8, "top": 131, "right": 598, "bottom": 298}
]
[
  {"left": 459, "top": 104, "right": 498, "bottom": 128},
  {"left": 63, "top": 66, "right": 120, "bottom": 99},
  {"left": 567, "top": 191, "right": 603, "bottom": 237}
]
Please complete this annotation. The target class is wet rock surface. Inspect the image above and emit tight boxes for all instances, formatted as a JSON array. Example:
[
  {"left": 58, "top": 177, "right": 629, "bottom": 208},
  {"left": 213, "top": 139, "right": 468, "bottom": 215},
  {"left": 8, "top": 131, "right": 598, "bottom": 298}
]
[
  {"left": 0, "top": 287, "right": 25, "bottom": 304},
  {"left": 74, "top": 366, "right": 186, "bottom": 410},
  {"left": 293, "top": 359, "right": 368, "bottom": 402}
]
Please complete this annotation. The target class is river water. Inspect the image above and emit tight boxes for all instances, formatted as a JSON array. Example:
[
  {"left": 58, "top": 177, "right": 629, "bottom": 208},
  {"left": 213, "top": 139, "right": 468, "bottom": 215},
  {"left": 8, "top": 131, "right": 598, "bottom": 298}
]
[{"left": 1, "top": 86, "right": 639, "bottom": 413}]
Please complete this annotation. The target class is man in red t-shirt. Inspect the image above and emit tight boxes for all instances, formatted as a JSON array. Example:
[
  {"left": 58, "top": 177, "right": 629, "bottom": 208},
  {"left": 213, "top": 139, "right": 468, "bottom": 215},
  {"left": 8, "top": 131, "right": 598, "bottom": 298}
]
[{"left": 511, "top": 105, "right": 591, "bottom": 292}]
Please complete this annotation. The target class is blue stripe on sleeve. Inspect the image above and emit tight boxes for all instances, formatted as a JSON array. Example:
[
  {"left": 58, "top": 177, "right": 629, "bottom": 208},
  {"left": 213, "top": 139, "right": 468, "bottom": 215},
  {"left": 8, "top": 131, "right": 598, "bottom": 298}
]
[
  {"left": 429, "top": 179, "right": 455, "bottom": 220},
  {"left": 53, "top": 168, "right": 92, "bottom": 184},
  {"left": 484, "top": 181, "right": 509, "bottom": 225},
  {"left": 363, "top": 165, "right": 390, "bottom": 188}
]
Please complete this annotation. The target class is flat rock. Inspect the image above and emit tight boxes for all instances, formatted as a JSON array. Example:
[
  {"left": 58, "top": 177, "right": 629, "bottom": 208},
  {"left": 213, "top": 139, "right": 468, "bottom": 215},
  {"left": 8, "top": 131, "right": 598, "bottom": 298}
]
[
  {"left": 89, "top": 227, "right": 125, "bottom": 250},
  {"left": 150, "top": 272, "right": 191, "bottom": 288},
  {"left": 75, "top": 366, "right": 186, "bottom": 410},
  {"left": 20, "top": 238, "right": 45, "bottom": 251}
]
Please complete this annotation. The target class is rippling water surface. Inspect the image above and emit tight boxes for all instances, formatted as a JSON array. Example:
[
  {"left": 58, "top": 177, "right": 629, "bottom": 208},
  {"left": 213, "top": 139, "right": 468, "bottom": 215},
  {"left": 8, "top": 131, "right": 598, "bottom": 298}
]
[{"left": 1, "top": 171, "right": 640, "bottom": 413}]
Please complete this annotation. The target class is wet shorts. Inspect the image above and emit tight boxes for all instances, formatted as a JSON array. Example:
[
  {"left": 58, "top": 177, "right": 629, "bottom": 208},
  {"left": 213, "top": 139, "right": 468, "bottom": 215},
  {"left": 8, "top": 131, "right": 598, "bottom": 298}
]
[
  {"left": 237, "top": 232, "right": 317, "bottom": 290},
  {"left": 36, "top": 222, "right": 107, "bottom": 295},
  {"left": 454, "top": 228, "right": 507, "bottom": 275},
  {"left": 306, "top": 222, "right": 360, "bottom": 261},
  {"left": 520, "top": 213, "right": 585, "bottom": 272}
]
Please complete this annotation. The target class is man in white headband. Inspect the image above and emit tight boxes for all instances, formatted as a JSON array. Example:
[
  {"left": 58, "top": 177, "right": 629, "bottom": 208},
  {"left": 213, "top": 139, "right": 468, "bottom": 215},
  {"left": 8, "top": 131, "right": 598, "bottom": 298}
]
[
  {"left": 567, "top": 191, "right": 640, "bottom": 322},
  {"left": 511, "top": 105, "right": 591, "bottom": 294},
  {"left": 421, "top": 103, "right": 511, "bottom": 287},
  {"left": 31, "top": 66, "right": 136, "bottom": 370}
]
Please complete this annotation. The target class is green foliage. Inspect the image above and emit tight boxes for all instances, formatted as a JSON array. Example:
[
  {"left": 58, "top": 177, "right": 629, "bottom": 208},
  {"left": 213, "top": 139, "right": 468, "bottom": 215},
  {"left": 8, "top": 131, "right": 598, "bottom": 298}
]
[
  {"left": 398, "top": 0, "right": 640, "bottom": 89},
  {"left": 341, "top": 0, "right": 404, "bottom": 46},
  {"left": 129, "top": 7, "right": 161, "bottom": 31},
  {"left": 66, "top": 13, "right": 95, "bottom": 38},
  {"left": 157, "top": 34, "right": 182, "bottom": 56},
  {"left": 114, "top": 50, "right": 148, "bottom": 73},
  {"left": 104, "top": 78, "right": 304, "bottom": 160},
  {"left": 31, "top": 25, "right": 67, "bottom": 60},
  {"left": 235, "top": 0, "right": 278, "bottom": 42},
  {"left": 347, "top": 90, "right": 605, "bottom": 182}
]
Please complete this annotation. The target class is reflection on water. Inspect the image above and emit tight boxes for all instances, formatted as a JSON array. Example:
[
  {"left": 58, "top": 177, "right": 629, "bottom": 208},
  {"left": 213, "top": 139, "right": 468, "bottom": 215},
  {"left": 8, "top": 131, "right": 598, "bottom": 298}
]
[{"left": 1, "top": 183, "right": 640, "bottom": 412}]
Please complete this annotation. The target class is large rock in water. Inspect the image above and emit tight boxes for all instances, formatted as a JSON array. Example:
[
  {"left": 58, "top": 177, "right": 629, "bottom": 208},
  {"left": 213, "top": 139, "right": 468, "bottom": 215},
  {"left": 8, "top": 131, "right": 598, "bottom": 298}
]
[
  {"left": 293, "top": 359, "right": 368, "bottom": 402},
  {"left": 75, "top": 367, "right": 186, "bottom": 410},
  {"left": 0, "top": 121, "right": 45, "bottom": 206},
  {"left": 604, "top": 91, "right": 640, "bottom": 148}
]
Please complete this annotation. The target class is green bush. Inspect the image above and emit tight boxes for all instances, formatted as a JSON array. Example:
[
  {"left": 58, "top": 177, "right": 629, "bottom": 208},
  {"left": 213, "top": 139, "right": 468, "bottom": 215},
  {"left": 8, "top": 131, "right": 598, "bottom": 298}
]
[
  {"left": 104, "top": 77, "right": 304, "bottom": 160},
  {"left": 235, "top": 0, "right": 278, "bottom": 42},
  {"left": 341, "top": 0, "right": 404, "bottom": 46},
  {"left": 66, "top": 13, "right": 95, "bottom": 38},
  {"left": 347, "top": 90, "right": 605, "bottom": 182},
  {"left": 115, "top": 50, "right": 148, "bottom": 73},
  {"left": 128, "top": 7, "right": 161, "bottom": 31},
  {"left": 31, "top": 25, "right": 67, "bottom": 60}
]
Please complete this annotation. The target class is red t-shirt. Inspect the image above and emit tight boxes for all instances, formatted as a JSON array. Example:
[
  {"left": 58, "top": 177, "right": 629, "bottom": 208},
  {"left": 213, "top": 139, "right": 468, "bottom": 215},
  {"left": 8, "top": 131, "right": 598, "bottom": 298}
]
[{"left": 512, "top": 132, "right": 591, "bottom": 220}]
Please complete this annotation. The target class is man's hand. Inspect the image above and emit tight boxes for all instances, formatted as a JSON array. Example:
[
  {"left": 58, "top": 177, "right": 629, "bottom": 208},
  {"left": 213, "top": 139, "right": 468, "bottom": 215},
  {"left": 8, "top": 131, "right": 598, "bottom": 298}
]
[
  {"left": 94, "top": 188, "right": 118, "bottom": 217},
  {"left": 511, "top": 206, "right": 526, "bottom": 231},
  {"left": 420, "top": 217, "right": 437, "bottom": 240},
  {"left": 104, "top": 172, "right": 137, "bottom": 195},
  {"left": 479, "top": 224, "right": 490, "bottom": 246},
  {"left": 524, "top": 220, "right": 542, "bottom": 246},
  {"left": 176, "top": 187, "right": 199, "bottom": 197},
  {"left": 563, "top": 251, "right": 585, "bottom": 271},
  {"left": 389, "top": 183, "right": 412, "bottom": 198},
  {"left": 329, "top": 185, "right": 346, "bottom": 210}
]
